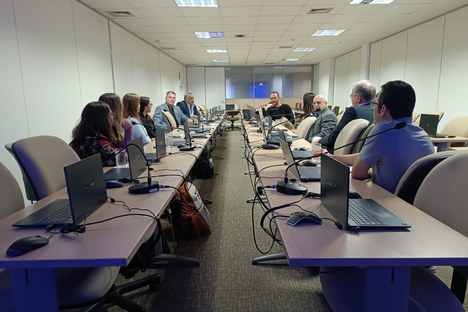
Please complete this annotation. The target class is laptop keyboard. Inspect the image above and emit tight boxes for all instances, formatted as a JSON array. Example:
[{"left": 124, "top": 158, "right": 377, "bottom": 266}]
[
  {"left": 104, "top": 167, "right": 131, "bottom": 180},
  {"left": 298, "top": 166, "right": 321, "bottom": 179},
  {"left": 39, "top": 202, "right": 73, "bottom": 224},
  {"left": 348, "top": 200, "right": 386, "bottom": 226}
]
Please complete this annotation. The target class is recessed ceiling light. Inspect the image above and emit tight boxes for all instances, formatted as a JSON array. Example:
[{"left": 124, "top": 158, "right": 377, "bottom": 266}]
[
  {"left": 213, "top": 59, "right": 229, "bottom": 63},
  {"left": 294, "top": 48, "right": 316, "bottom": 52},
  {"left": 312, "top": 29, "right": 345, "bottom": 36},
  {"left": 175, "top": 0, "right": 218, "bottom": 7},
  {"left": 206, "top": 49, "right": 227, "bottom": 53},
  {"left": 350, "top": 0, "right": 394, "bottom": 4},
  {"left": 286, "top": 58, "right": 299, "bottom": 62},
  {"left": 195, "top": 32, "right": 224, "bottom": 39}
]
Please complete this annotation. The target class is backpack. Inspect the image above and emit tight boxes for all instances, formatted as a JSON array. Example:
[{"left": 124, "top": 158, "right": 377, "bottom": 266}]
[{"left": 171, "top": 182, "right": 211, "bottom": 237}]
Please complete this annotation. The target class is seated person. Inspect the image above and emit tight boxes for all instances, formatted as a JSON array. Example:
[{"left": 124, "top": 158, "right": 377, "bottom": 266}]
[
  {"left": 99, "top": 92, "right": 133, "bottom": 148},
  {"left": 139, "top": 96, "right": 156, "bottom": 138},
  {"left": 123, "top": 93, "right": 151, "bottom": 146},
  {"left": 177, "top": 92, "right": 199, "bottom": 121},
  {"left": 333, "top": 80, "right": 434, "bottom": 193},
  {"left": 70, "top": 101, "right": 117, "bottom": 166},
  {"left": 308, "top": 95, "right": 337, "bottom": 143},
  {"left": 259, "top": 91, "right": 295, "bottom": 125},
  {"left": 154, "top": 90, "right": 193, "bottom": 132},
  {"left": 320, "top": 80, "right": 376, "bottom": 150}
]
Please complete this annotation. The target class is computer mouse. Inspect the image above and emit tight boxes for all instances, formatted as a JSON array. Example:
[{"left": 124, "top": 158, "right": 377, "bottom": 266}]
[
  {"left": 286, "top": 212, "right": 322, "bottom": 226},
  {"left": 349, "top": 192, "right": 362, "bottom": 199},
  {"left": 6, "top": 235, "right": 49, "bottom": 257},
  {"left": 295, "top": 147, "right": 308, "bottom": 151},
  {"left": 301, "top": 160, "right": 317, "bottom": 167},
  {"left": 105, "top": 180, "right": 124, "bottom": 189}
]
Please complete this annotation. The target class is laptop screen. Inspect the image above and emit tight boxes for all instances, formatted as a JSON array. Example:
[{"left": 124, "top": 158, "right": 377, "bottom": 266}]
[
  {"left": 155, "top": 130, "right": 167, "bottom": 159},
  {"left": 279, "top": 139, "right": 301, "bottom": 180},
  {"left": 320, "top": 154, "right": 349, "bottom": 228},
  {"left": 127, "top": 137, "right": 147, "bottom": 179}
]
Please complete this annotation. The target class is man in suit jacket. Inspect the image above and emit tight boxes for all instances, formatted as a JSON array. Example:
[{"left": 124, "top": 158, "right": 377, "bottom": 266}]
[
  {"left": 308, "top": 95, "right": 337, "bottom": 143},
  {"left": 154, "top": 91, "right": 193, "bottom": 132},
  {"left": 319, "top": 80, "right": 376, "bottom": 150},
  {"left": 177, "top": 92, "right": 200, "bottom": 120}
]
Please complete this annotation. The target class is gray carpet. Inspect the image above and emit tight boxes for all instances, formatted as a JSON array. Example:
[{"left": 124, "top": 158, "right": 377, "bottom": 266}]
[{"left": 67, "top": 128, "right": 467, "bottom": 311}]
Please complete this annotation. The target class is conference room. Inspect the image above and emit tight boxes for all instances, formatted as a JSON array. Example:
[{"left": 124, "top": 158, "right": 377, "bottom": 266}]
[{"left": 2, "top": 0, "right": 468, "bottom": 311}]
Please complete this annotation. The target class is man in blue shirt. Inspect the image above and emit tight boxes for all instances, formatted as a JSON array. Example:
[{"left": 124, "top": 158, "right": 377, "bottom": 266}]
[
  {"left": 333, "top": 80, "right": 434, "bottom": 193},
  {"left": 154, "top": 91, "right": 193, "bottom": 132},
  {"left": 177, "top": 92, "right": 200, "bottom": 120}
]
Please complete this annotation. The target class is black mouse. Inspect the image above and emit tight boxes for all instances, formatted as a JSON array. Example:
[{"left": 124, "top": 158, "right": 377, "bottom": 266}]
[
  {"left": 6, "top": 235, "right": 49, "bottom": 257},
  {"left": 301, "top": 160, "right": 317, "bottom": 167},
  {"left": 105, "top": 180, "right": 124, "bottom": 189},
  {"left": 349, "top": 192, "right": 362, "bottom": 199},
  {"left": 286, "top": 212, "right": 322, "bottom": 226},
  {"left": 295, "top": 147, "right": 308, "bottom": 151}
]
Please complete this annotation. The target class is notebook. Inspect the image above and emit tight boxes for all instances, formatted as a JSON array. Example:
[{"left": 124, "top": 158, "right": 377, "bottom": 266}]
[
  {"left": 419, "top": 114, "right": 455, "bottom": 138},
  {"left": 104, "top": 137, "right": 147, "bottom": 181},
  {"left": 320, "top": 154, "right": 411, "bottom": 230},
  {"left": 13, "top": 154, "right": 107, "bottom": 228},
  {"left": 145, "top": 130, "right": 167, "bottom": 162},
  {"left": 279, "top": 139, "right": 321, "bottom": 182}
]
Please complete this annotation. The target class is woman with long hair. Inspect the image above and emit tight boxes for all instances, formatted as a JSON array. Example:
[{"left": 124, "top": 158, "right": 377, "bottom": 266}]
[
  {"left": 139, "top": 96, "right": 156, "bottom": 138},
  {"left": 70, "top": 101, "right": 117, "bottom": 166},
  {"left": 123, "top": 93, "right": 151, "bottom": 145},
  {"left": 99, "top": 93, "right": 133, "bottom": 147}
]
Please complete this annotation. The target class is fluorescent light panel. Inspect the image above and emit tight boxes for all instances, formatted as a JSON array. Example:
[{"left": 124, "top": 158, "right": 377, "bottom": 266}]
[
  {"left": 312, "top": 29, "right": 345, "bottom": 37},
  {"left": 213, "top": 59, "right": 229, "bottom": 63},
  {"left": 206, "top": 49, "right": 227, "bottom": 53},
  {"left": 294, "top": 47, "right": 316, "bottom": 52},
  {"left": 350, "top": 0, "right": 394, "bottom": 4},
  {"left": 175, "top": 0, "right": 218, "bottom": 7},
  {"left": 195, "top": 32, "right": 224, "bottom": 38},
  {"left": 286, "top": 58, "right": 299, "bottom": 61}
]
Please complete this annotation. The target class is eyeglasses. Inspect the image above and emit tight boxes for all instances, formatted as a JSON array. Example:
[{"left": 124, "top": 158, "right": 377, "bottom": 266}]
[
  {"left": 148, "top": 103, "right": 153, "bottom": 107},
  {"left": 349, "top": 94, "right": 358, "bottom": 99},
  {"left": 370, "top": 101, "right": 379, "bottom": 108}
]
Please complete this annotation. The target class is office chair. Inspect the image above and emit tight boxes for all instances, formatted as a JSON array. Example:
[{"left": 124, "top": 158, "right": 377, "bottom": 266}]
[
  {"left": 440, "top": 116, "right": 468, "bottom": 149},
  {"left": 162, "top": 110, "right": 178, "bottom": 130},
  {"left": 394, "top": 150, "right": 457, "bottom": 205},
  {"left": 413, "top": 151, "right": 468, "bottom": 303},
  {"left": 4, "top": 143, "right": 37, "bottom": 202},
  {"left": 351, "top": 123, "right": 374, "bottom": 154},
  {"left": 8, "top": 136, "right": 161, "bottom": 311},
  {"left": 226, "top": 105, "right": 241, "bottom": 130},
  {"left": 333, "top": 118, "right": 369, "bottom": 155},
  {"left": 295, "top": 116, "right": 316, "bottom": 139}
]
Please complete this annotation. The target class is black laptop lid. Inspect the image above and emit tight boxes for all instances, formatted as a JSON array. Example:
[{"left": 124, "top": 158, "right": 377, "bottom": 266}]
[
  {"left": 419, "top": 114, "right": 438, "bottom": 137},
  {"left": 127, "top": 137, "right": 147, "bottom": 179},
  {"left": 155, "top": 130, "right": 167, "bottom": 159}
]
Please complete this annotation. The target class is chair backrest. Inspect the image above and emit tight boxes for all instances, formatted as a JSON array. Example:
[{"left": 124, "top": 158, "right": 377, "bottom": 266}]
[
  {"left": 440, "top": 116, "right": 468, "bottom": 137},
  {"left": 0, "top": 161, "right": 24, "bottom": 219},
  {"left": 351, "top": 123, "right": 374, "bottom": 154},
  {"left": 5, "top": 143, "right": 37, "bottom": 202},
  {"left": 394, "top": 150, "right": 457, "bottom": 205},
  {"left": 412, "top": 113, "right": 421, "bottom": 125},
  {"left": 413, "top": 151, "right": 468, "bottom": 237},
  {"left": 295, "top": 116, "right": 316, "bottom": 138},
  {"left": 11, "top": 135, "right": 80, "bottom": 200},
  {"left": 162, "top": 110, "right": 177, "bottom": 130},
  {"left": 333, "top": 119, "right": 369, "bottom": 155}
]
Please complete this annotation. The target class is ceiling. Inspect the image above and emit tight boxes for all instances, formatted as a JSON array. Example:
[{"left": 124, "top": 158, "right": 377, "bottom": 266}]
[{"left": 79, "top": 0, "right": 468, "bottom": 67}]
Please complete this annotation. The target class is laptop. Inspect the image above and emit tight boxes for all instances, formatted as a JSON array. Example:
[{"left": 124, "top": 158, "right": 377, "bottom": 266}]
[
  {"left": 104, "top": 137, "right": 147, "bottom": 181},
  {"left": 279, "top": 139, "right": 321, "bottom": 182},
  {"left": 13, "top": 154, "right": 107, "bottom": 228},
  {"left": 145, "top": 130, "right": 167, "bottom": 163},
  {"left": 419, "top": 114, "right": 455, "bottom": 138},
  {"left": 320, "top": 154, "right": 411, "bottom": 230}
]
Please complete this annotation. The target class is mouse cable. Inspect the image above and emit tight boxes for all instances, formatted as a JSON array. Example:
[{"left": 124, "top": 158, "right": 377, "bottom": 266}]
[{"left": 251, "top": 192, "right": 280, "bottom": 254}]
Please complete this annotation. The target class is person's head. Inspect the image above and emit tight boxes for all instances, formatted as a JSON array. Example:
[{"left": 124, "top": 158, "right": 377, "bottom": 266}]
[
  {"left": 350, "top": 80, "right": 376, "bottom": 106},
  {"left": 302, "top": 92, "right": 316, "bottom": 115},
  {"left": 99, "top": 93, "right": 123, "bottom": 142},
  {"left": 123, "top": 93, "right": 140, "bottom": 120},
  {"left": 139, "top": 96, "right": 152, "bottom": 116},
  {"left": 312, "top": 95, "right": 328, "bottom": 112},
  {"left": 373, "top": 80, "right": 416, "bottom": 123},
  {"left": 269, "top": 91, "right": 280, "bottom": 107},
  {"left": 72, "top": 101, "right": 115, "bottom": 143},
  {"left": 184, "top": 93, "right": 195, "bottom": 106},
  {"left": 165, "top": 91, "right": 176, "bottom": 107}
]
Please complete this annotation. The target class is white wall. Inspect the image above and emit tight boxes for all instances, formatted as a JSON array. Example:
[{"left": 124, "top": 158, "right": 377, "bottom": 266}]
[{"left": 0, "top": 0, "right": 186, "bottom": 203}]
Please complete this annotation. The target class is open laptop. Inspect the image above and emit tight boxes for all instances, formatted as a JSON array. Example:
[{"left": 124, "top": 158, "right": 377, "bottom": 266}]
[
  {"left": 13, "top": 154, "right": 107, "bottom": 228},
  {"left": 419, "top": 114, "right": 455, "bottom": 138},
  {"left": 104, "top": 137, "right": 147, "bottom": 181},
  {"left": 145, "top": 130, "right": 167, "bottom": 163},
  {"left": 279, "top": 139, "right": 321, "bottom": 182},
  {"left": 320, "top": 154, "right": 411, "bottom": 230}
]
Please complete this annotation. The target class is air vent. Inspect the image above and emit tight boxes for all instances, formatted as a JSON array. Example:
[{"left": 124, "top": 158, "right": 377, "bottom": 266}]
[
  {"left": 307, "top": 8, "right": 333, "bottom": 14},
  {"left": 264, "top": 62, "right": 275, "bottom": 65},
  {"left": 161, "top": 47, "right": 176, "bottom": 50},
  {"left": 106, "top": 11, "right": 134, "bottom": 17},
  {"left": 278, "top": 46, "right": 293, "bottom": 49}
]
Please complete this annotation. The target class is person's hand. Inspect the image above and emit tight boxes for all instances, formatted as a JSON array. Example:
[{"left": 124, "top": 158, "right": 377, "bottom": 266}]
[
  {"left": 311, "top": 136, "right": 321, "bottom": 144},
  {"left": 191, "top": 115, "right": 198, "bottom": 120},
  {"left": 187, "top": 118, "right": 194, "bottom": 125}
]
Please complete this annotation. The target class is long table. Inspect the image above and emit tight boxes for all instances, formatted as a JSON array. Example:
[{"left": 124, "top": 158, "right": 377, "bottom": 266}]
[
  {"left": 0, "top": 120, "right": 223, "bottom": 311},
  {"left": 246, "top": 126, "right": 468, "bottom": 312}
]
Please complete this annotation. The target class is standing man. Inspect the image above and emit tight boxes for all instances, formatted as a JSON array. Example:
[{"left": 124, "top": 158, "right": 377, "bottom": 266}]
[
  {"left": 260, "top": 91, "right": 295, "bottom": 125},
  {"left": 320, "top": 80, "right": 376, "bottom": 150},
  {"left": 154, "top": 91, "right": 193, "bottom": 132},
  {"left": 308, "top": 95, "right": 337, "bottom": 143},
  {"left": 333, "top": 80, "right": 434, "bottom": 193},
  {"left": 177, "top": 92, "right": 200, "bottom": 121}
]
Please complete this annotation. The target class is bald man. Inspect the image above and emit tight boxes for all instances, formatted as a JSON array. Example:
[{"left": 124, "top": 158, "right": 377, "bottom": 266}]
[{"left": 308, "top": 94, "right": 337, "bottom": 143}]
